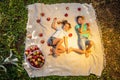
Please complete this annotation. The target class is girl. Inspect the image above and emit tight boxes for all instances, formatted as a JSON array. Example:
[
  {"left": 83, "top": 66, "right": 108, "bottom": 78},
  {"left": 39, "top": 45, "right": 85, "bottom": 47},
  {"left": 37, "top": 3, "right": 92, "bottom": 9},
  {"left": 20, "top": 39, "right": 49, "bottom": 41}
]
[{"left": 49, "top": 18, "right": 71, "bottom": 56}]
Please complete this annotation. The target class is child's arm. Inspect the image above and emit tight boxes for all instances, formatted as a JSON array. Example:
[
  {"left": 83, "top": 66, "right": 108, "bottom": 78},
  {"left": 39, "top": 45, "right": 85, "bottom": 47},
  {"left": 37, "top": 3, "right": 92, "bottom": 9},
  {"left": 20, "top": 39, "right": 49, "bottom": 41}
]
[
  {"left": 51, "top": 18, "right": 57, "bottom": 30},
  {"left": 80, "top": 23, "right": 92, "bottom": 35},
  {"left": 64, "top": 36, "right": 68, "bottom": 52},
  {"left": 78, "top": 28, "right": 82, "bottom": 33},
  {"left": 83, "top": 24, "right": 92, "bottom": 35}
]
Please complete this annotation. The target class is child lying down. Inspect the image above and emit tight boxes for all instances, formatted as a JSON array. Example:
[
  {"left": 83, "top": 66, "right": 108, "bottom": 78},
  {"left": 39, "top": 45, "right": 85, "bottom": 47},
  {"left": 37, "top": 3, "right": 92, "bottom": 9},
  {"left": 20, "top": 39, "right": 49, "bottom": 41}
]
[{"left": 49, "top": 18, "right": 85, "bottom": 57}]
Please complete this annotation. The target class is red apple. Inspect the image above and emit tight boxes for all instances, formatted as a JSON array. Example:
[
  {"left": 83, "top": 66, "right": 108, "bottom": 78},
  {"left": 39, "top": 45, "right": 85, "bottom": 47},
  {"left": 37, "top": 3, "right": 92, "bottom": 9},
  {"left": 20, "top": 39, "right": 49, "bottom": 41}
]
[
  {"left": 78, "top": 8, "right": 81, "bottom": 11},
  {"left": 39, "top": 33, "right": 43, "bottom": 37},
  {"left": 40, "top": 40, "right": 45, "bottom": 44},
  {"left": 68, "top": 33, "right": 73, "bottom": 37},
  {"left": 47, "top": 17, "right": 50, "bottom": 21},
  {"left": 35, "top": 46, "right": 39, "bottom": 50},
  {"left": 36, "top": 19, "right": 41, "bottom": 23},
  {"left": 33, "top": 56, "right": 38, "bottom": 59},
  {"left": 27, "top": 48, "right": 31, "bottom": 52},
  {"left": 64, "top": 13, "right": 68, "bottom": 17},
  {"left": 35, "top": 65, "right": 39, "bottom": 68},
  {"left": 66, "top": 7, "right": 69, "bottom": 10},
  {"left": 40, "top": 13, "right": 45, "bottom": 17}
]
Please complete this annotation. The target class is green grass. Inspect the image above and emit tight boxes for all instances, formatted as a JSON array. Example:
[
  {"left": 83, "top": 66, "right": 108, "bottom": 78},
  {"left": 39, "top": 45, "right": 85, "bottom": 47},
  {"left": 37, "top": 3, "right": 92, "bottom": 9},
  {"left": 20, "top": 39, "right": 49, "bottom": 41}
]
[{"left": 0, "top": 0, "right": 120, "bottom": 80}]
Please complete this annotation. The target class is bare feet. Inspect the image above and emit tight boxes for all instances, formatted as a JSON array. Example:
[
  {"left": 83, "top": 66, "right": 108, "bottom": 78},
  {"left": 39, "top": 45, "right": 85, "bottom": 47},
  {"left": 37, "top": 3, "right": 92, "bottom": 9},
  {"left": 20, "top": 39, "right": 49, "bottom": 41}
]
[
  {"left": 48, "top": 48, "right": 59, "bottom": 57},
  {"left": 85, "top": 49, "right": 91, "bottom": 58},
  {"left": 53, "top": 49, "right": 60, "bottom": 56},
  {"left": 48, "top": 48, "right": 54, "bottom": 55},
  {"left": 86, "top": 49, "right": 91, "bottom": 53},
  {"left": 85, "top": 52, "right": 89, "bottom": 58}
]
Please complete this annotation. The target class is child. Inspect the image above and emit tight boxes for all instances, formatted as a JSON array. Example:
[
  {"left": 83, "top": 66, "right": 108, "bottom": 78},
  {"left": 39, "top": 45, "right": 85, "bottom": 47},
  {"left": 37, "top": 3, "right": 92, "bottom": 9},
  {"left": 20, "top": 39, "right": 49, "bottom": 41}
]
[
  {"left": 76, "top": 16, "right": 93, "bottom": 57},
  {"left": 49, "top": 18, "right": 71, "bottom": 56},
  {"left": 69, "top": 16, "right": 93, "bottom": 57}
]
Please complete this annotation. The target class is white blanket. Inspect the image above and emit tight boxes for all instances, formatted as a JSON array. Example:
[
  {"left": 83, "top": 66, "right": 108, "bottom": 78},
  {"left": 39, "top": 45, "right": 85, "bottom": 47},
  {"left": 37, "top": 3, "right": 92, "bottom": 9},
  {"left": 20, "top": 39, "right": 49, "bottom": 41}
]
[{"left": 23, "top": 3, "right": 105, "bottom": 77}]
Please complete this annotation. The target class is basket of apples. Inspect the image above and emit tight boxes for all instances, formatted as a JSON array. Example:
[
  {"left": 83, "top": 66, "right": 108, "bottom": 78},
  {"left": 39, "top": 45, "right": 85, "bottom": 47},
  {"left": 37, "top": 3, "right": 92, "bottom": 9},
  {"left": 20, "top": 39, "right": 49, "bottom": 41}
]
[{"left": 25, "top": 45, "right": 45, "bottom": 69}]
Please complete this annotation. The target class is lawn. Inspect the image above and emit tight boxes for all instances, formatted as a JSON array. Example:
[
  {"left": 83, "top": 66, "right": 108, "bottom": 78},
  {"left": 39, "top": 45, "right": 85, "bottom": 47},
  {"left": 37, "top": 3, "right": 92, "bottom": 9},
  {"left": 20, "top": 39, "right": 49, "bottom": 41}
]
[{"left": 0, "top": 0, "right": 120, "bottom": 80}]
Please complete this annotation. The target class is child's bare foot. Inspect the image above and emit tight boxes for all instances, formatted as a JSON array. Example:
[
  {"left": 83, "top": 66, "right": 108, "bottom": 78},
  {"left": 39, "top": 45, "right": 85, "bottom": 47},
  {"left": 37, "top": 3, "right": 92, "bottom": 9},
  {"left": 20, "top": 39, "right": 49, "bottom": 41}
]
[
  {"left": 85, "top": 51, "right": 89, "bottom": 58},
  {"left": 68, "top": 47, "right": 73, "bottom": 53},
  {"left": 53, "top": 49, "right": 60, "bottom": 56},
  {"left": 48, "top": 48, "right": 54, "bottom": 55},
  {"left": 48, "top": 48, "right": 59, "bottom": 57},
  {"left": 86, "top": 49, "right": 91, "bottom": 53},
  {"left": 85, "top": 50, "right": 91, "bottom": 58}
]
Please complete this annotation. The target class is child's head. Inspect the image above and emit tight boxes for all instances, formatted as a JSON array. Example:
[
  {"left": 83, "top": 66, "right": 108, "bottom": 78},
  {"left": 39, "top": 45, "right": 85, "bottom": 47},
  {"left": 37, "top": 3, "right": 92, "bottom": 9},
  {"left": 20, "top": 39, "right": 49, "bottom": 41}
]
[
  {"left": 61, "top": 20, "right": 71, "bottom": 31},
  {"left": 76, "top": 16, "right": 85, "bottom": 24}
]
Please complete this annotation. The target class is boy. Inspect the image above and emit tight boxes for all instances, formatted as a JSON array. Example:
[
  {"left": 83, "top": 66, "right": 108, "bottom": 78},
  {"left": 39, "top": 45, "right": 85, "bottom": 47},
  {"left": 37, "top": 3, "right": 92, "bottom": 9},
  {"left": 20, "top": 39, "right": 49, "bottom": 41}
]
[{"left": 74, "top": 16, "right": 93, "bottom": 57}]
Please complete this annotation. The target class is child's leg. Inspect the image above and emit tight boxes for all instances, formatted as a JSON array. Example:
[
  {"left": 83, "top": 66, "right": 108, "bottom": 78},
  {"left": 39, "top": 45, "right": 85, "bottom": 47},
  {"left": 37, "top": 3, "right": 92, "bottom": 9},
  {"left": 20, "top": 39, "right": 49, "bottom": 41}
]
[
  {"left": 79, "top": 37, "right": 86, "bottom": 51},
  {"left": 73, "top": 48, "right": 89, "bottom": 57},
  {"left": 84, "top": 40, "right": 93, "bottom": 57},
  {"left": 52, "top": 38, "right": 61, "bottom": 45},
  {"left": 68, "top": 47, "right": 89, "bottom": 57},
  {"left": 53, "top": 45, "right": 65, "bottom": 56},
  {"left": 68, "top": 47, "right": 85, "bottom": 54},
  {"left": 86, "top": 40, "right": 93, "bottom": 51},
  {"left": 55, "top": 38, "right": 64, "bottom": 49}
]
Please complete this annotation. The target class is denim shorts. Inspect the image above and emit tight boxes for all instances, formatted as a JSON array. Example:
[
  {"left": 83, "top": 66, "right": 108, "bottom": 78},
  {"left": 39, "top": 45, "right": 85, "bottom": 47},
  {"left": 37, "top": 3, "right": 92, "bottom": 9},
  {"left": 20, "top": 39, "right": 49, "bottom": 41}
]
[
  {"left": 79, "top": 36, "right": 90, "bottom": 50},
  {"left": 49, "top": 37, "right": 56, "bottom": 47}
]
